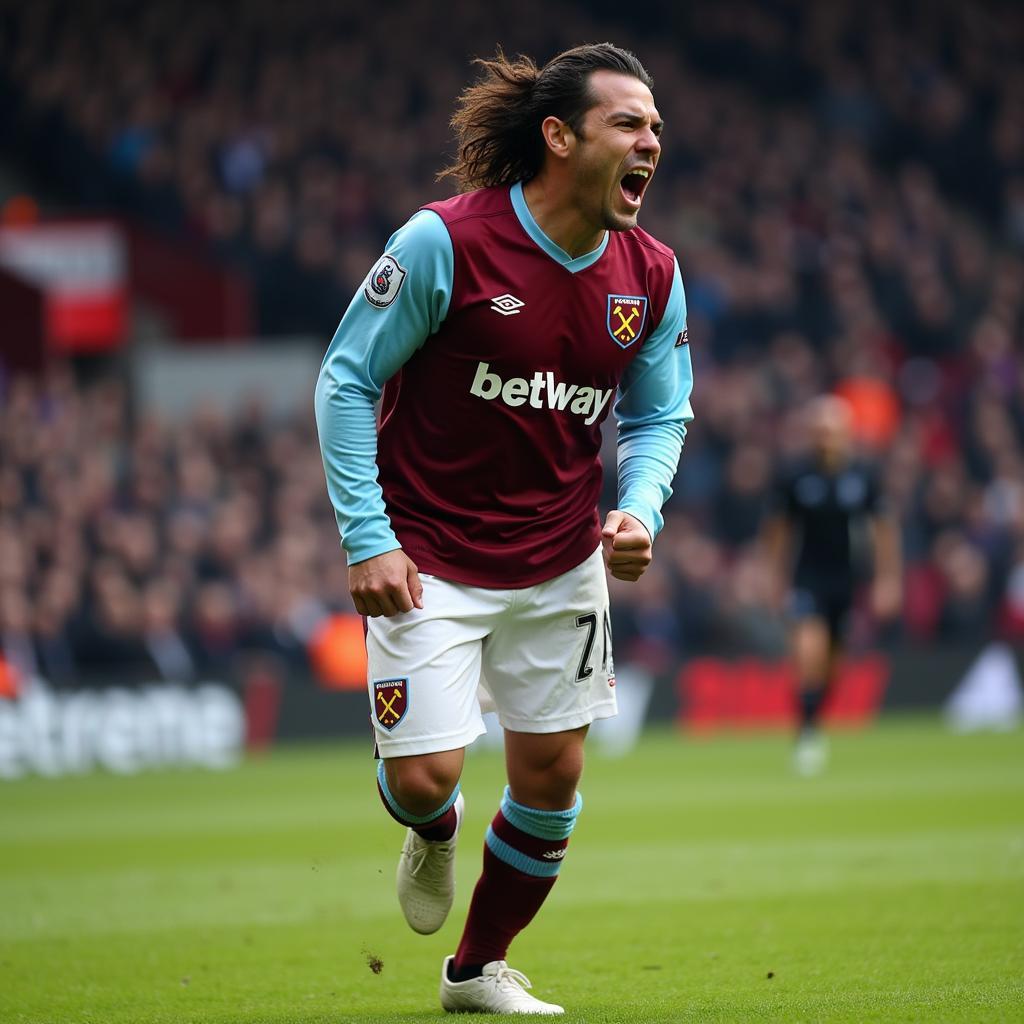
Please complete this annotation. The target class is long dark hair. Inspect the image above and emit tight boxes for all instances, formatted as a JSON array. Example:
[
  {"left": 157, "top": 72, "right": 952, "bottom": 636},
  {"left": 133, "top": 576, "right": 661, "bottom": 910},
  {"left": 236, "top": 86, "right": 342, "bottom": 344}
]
[{"left": 439, "top": 42, "right": 653, "bottom": 192}]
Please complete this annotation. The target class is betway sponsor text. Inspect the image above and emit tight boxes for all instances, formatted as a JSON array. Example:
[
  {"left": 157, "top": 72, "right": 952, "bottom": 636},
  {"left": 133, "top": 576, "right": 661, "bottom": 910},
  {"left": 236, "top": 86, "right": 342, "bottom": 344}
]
[{"left": 470, "top": 362, "right": 613, "bottom": 426}]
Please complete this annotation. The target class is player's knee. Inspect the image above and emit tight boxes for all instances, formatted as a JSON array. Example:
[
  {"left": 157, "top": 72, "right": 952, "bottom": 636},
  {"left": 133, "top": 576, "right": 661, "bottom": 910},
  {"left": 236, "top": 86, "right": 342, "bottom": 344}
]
[
  {"left": 515, "top": 748, "right": 583, "bottom": 808},
  {"left": 386, "top": 759, "right": 460, "bottom": 814},
  {"left": 792, "top": 621, "right": 829, "bottom": 675}
]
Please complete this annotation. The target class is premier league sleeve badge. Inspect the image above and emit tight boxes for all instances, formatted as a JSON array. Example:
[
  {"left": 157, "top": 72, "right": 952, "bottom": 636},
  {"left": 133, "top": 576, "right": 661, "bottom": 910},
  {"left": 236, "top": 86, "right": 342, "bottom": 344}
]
[{"left": 363, "top": 254, "right": 408, "bottom": 309}]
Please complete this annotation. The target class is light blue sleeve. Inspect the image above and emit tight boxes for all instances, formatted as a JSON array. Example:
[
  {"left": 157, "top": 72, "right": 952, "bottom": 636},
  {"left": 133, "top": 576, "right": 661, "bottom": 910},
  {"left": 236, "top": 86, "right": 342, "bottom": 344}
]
[
  {"left": 314, "top": 210, "right": 453, "bottom": 564},
  {"left": 614, "top": 258, "right": 694, "bottom": 540}
]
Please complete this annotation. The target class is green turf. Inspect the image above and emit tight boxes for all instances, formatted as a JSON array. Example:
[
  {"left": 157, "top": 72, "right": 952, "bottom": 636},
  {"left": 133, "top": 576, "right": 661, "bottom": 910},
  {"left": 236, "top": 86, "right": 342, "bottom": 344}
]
[{"left": 1, "top": 716, "right": 1022, "bottom": 1023}]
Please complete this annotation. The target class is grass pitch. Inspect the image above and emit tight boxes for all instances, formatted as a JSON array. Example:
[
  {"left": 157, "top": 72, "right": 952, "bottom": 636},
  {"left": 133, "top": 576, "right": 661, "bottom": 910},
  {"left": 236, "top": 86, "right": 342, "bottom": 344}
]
[{"left": 1, "top": 716, "right": 1022, "bottom": 1023}]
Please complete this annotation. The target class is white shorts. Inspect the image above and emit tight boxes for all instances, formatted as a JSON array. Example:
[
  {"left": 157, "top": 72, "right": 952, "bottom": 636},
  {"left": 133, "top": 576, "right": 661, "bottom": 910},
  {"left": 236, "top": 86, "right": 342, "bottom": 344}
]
[{"left": 366, "top": 546, "right": 617, "bottom": 757}]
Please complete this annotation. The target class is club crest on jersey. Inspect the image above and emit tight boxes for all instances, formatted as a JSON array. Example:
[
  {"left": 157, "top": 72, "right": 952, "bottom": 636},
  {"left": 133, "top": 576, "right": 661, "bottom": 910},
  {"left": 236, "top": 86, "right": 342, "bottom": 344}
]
[
  {"left": 363, "top": 255, "right": 407, "bottom": 309},
  {"left": 373, "top": 678, "right": 409, "bottom": 730},
  {"left": 607, "top": 295, "right": 648, "bottom": 348}
]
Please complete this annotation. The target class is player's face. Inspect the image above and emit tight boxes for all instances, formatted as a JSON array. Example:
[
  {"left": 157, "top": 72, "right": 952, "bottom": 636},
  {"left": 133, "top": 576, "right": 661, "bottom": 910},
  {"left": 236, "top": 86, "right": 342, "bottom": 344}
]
[
  {"left": 810, "top": 400, "right": 852, "bottom": 462},
  {"left": 570, "top": 70, "right": 663, "bottom": 233}
]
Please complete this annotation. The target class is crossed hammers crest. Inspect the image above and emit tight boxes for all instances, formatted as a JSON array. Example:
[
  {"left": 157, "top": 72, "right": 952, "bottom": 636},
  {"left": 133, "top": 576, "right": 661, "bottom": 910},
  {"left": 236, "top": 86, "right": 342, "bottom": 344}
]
[
  {"left": 377, "top": 687, "right": 402, "bottom": 722},
  {"left": 612, "top": 304, "right": 640, "bottom": 339}
]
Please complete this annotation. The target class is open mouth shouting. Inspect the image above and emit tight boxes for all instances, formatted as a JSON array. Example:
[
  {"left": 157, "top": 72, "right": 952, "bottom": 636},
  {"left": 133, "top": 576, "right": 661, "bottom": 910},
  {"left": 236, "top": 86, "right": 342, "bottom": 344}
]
[{"left": 619, "top": 166, "right": 653, "bottom": 210}]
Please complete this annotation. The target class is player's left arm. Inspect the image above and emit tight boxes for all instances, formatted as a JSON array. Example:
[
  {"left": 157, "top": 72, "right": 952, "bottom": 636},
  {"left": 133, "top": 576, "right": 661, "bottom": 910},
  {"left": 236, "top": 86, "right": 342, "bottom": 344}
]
[
  {"left": 870, "top": 512, "right": 903, "bottom": 620},
  {"left": 607, "top": 257, "right": 694, "bottom": 582},
  {"left": 867, "top": 467, "right": 902, "bottom": 620}
]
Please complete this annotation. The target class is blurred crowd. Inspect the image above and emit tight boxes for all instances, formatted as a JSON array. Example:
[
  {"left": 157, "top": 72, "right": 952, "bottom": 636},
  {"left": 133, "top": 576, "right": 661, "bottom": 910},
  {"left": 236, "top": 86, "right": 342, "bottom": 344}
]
[
  {"left": 1, "top": 0, "right": 1024, "bottom": 681},
  {"left": 0, "top": 368, "right": 351, "bottom": 686},
  {"left": 2, "top": 0, "right": 1022, "bottom": 333}
]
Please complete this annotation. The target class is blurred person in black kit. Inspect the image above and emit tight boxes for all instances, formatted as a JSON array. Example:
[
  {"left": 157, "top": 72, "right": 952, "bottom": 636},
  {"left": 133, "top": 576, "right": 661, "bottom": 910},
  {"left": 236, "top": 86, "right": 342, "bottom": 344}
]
[{"left": 762, "top": 396, "right": 902, "bottom": 775}]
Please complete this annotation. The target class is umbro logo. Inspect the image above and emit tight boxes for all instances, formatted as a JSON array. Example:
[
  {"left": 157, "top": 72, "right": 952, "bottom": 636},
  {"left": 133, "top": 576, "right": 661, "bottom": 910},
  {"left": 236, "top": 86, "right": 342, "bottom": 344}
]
[
  {"left": 541, "top": 848, "right": 566, "bottom": 860},
  {"left": 490, "top": 293, "right": 525, "bottom": 316}
]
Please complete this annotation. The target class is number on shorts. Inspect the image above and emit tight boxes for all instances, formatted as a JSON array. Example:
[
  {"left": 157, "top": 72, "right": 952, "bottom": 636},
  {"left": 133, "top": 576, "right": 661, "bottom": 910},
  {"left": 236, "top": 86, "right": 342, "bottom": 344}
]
[
  {"left": 575, "top": 612, "right": 598, "bottom": 681},
  {"left": 602, "top": 609, "right": 612, "bottom": 671}
]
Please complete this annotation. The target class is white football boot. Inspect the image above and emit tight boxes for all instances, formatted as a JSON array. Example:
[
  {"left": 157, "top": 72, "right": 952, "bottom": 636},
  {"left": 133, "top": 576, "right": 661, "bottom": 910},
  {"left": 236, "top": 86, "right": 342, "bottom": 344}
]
[
  {"left": 440, "top": 956, "right": 565, "bottom": 1015},
  {"left": 794, "top": 729, "right": 829, "bottom": 777},
  {"left": 396, "top": 792, "right": 464, "bottom": 934}
]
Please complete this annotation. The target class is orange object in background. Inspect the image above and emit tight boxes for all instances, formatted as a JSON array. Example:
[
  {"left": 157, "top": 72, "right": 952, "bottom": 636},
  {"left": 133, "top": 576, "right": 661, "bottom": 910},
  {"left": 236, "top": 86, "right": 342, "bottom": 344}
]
[
  {"left": 0, "top": 656, "right": 19, "bottom": 699},
  {"left": 834, "top": 377, "right": 902, "bottom": 450},
  {"left": 308, "top": 613, "right": 368, "bottom": 691}
]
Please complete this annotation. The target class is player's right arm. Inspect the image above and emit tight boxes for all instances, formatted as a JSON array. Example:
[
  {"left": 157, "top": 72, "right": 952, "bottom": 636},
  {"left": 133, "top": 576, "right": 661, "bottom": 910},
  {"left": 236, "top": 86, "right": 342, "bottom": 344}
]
[{"left": 314, "top": 210, "right": 453, "bottom": 616}]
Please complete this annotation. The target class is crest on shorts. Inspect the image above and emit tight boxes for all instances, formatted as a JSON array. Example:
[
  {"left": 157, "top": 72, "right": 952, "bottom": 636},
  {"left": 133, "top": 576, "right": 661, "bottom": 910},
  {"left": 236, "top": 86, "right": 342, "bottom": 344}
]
[
  {"left": 373, "top": 678, "right": 409, "bottom": 730},
  {"left": 363, "top": 254, "right": 407, "bottom": 309},
  {"left": 607, "top": 295, "right": 648, "bottom": 348}
]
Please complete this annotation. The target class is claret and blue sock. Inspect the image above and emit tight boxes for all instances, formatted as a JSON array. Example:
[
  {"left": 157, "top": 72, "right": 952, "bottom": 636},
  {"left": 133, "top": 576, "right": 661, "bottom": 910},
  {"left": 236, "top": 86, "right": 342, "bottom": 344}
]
[{"left": 449, "top": 787, "right": 582, "bottom": 982}]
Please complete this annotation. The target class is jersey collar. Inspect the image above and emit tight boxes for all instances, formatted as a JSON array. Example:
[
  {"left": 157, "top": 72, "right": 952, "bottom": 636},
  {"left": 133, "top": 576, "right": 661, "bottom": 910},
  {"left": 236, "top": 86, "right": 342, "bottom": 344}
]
[{"left": 510, "top": 181, "right": 608, "bottom": 273}]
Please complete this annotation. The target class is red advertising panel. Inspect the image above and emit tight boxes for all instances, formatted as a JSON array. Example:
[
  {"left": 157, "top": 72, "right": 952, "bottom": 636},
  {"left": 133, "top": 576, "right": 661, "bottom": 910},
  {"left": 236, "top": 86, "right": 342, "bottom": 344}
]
[
  {"left": 0, "top": 222, "right": 127, "bottom": 352},
  {"left": 678, "top": 655, "right": 890, "bottom": 732}
]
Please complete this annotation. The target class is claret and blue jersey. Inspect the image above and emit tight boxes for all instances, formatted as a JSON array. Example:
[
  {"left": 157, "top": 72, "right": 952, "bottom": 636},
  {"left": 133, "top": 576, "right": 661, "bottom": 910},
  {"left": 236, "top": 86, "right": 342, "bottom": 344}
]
[{"left": 315, "top": 181, "right": 694, "bottom": 588}]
